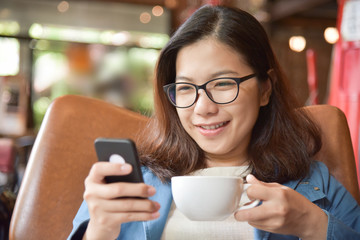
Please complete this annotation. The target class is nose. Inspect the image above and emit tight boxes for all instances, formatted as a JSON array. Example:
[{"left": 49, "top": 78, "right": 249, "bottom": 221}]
[{"left": 193, "top": 89, "right": 219, "bottom": 115}]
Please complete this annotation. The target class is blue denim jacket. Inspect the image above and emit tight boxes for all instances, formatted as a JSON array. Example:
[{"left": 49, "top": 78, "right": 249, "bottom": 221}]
[{"left": 68, "top": 161, "right": 360, "bottom": 239}]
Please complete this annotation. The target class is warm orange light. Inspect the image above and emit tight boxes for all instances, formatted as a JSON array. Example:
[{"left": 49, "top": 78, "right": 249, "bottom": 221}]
[
  {"left": 152, "top": 6, "right": 164, "bottom": 17},
  {"left": 57, "top": 1, "right": 69, "bottom": 13},
  {"left": 140, "top": 12, "right": 151, "bottom": 24}
]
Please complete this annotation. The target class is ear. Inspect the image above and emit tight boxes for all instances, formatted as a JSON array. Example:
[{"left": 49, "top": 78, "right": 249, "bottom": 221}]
[{"left": 260, "top": 77, "right": 272, "bottom": 106}]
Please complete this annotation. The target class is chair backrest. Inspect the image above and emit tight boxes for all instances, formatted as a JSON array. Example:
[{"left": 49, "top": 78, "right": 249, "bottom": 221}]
[
  {"left": 9, "top": 95, "right": 148, "bottom": 240},
  {"left": 9, "top": 96, "right": 360, "bottom": 240},
  {"left": 304, "top": 104, "right": 360, "bottom": 204}
]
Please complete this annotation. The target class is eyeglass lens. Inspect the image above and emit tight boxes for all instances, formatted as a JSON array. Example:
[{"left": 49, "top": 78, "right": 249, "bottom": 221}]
[{"left": 167, "top": 78, "right": 239, "bottom": 108}]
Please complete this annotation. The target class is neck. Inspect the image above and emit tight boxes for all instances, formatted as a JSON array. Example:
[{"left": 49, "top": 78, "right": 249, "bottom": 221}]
[{"left": 205, "top": 153, "right": 250, "bottom": 167}]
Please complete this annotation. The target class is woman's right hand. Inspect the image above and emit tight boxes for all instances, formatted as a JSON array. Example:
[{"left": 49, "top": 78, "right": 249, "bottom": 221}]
[{"left": 82, "top": 161, "right": 160, "bottom": 240}]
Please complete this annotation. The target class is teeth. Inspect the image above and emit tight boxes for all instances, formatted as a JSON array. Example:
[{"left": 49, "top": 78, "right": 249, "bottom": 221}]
[{"left": 201, "top": 122, "right": 226, "bottom": 130}]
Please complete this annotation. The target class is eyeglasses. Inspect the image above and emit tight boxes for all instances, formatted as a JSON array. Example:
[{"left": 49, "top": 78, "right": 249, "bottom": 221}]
[{"left": 163, "top": 73, "right": 256, "bottom": 108}]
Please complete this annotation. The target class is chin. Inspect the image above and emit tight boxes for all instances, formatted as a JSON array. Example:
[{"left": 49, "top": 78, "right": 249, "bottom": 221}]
[{"left": 200, "top": 145, "right": 228, "bottom": 156}]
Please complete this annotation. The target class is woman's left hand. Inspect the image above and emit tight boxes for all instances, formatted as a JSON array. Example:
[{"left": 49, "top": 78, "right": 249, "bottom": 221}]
[{"left": 234, "top": 174, "right": 328, "bottom": 240}]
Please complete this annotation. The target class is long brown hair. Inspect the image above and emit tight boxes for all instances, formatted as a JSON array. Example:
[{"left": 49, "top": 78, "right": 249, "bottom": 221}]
[{"left": 138, "top": 5, "right": 321, "bottom": 183}]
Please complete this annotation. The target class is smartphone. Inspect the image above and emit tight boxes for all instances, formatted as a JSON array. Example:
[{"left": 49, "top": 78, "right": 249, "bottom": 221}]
[{"left": 94, "top": 138, "right": 144, "bottom": 184}]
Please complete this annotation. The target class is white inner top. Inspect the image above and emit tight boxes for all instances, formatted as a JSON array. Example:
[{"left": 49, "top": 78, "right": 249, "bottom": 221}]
[{"left": 161, "top": 166, "right": 254, "bottom": 240}]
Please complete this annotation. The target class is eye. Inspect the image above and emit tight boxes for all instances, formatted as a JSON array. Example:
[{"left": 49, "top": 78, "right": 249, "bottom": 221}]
[
  {"left": 213, "top": 79, "right": 236, "bottom": 88},
  {"left": 176, "top": 84, "right": 194, "bottom": 92}
]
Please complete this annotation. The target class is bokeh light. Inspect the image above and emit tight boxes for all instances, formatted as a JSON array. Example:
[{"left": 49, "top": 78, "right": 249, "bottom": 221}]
[
  {"left": 289, "top": 36, "right": 306, "bottom": 52},
  {"left": 140, "top": 12, "right": 151, "bottom": 24},
  {"left": 112, "top": 31, "right": 130, "bottom": 46},
  {"left": 324, "top": 27, "right": 339, "bottom": 44},
  {"left": 29, "top": 23, "right": 44, "bottom": 38},
  {"left": 152, "top": 6, "right": 164, "bottom": 17},
  {"left": 57, "top": 1, "right": 70, "bottom": 13}
]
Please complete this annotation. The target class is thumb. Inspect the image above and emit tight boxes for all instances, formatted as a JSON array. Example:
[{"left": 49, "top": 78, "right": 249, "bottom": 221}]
[
  {"left": 246, "top": 174, "right": 279, "bottom": 189},
  {"left": 246, "top": 174, "right": 261, "bottom": 184}
]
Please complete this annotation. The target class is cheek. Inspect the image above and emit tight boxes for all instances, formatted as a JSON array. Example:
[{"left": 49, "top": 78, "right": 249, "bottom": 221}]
[
  {"left": 238, "top": 84, "right": 262, "bottom": 106},
  {"left": 229, "top": 89, "right": 262, "bottom": 122},
  {"left": 176, "top": 109, "right": 191, "bottom": 129}
]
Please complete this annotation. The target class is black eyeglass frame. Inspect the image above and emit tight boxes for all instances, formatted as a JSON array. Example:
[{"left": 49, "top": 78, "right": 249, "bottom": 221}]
[{"left": 163, "top": 73, "right": 257, "bottom": 108}]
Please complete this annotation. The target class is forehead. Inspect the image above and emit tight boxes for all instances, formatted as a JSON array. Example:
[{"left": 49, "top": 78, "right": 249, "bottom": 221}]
[{"left": 175, "top": 38, "right": 252, "bottom": 80}]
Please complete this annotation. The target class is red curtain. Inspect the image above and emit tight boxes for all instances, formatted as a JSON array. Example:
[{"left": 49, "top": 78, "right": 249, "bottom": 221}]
[{"left": 328, "top": 0, "right": 360, "bottom": 187}]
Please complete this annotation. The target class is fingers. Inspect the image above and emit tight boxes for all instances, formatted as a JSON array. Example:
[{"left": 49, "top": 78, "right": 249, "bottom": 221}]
[
  {"left": 87, "top": 162, "right": 133, "bottom": 184},
  {"left": 116, "top": 211, "right": 160, "bottom": 222},
  {"left": 96, "top": 210, "right": 160, "bottom": 224},
  {"left": 235, "top": 201, "right": 276, "bottom": 222},
  {"left": 84, "top": 161, "right": 156, "bottom": 199},
  {"left": 87, "top": 200, "right": 161, "bottom": 229},
  {"left": 236, "top": 174, "right": 291, "bottom": 222},
  {"left": 85, "top": 183, "right": 161, "bottom": 225},
  {"left": 83, "top": 161, "right": 161, "bottom": 236},
  {"left": 245, "top": 174, "right": 287, "bottom": 201},
  {"left": 237, "top": 174, "right": 327, "bottom": 238},
  {"left": 246, "top": 174, "right": 260, "bottom": 184},
  {"left": 246, "top": 174, "right": 279, "bottom": 188},
  {"left": 96, "top": 198, "right": 161, "bottom": 213},
  {"left": 84, "top": 182, "right": 156, "bottom": 200}
]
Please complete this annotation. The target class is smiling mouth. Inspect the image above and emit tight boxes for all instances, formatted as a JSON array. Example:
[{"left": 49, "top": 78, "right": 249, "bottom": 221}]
[{"left": 199, "top": 121, "right": 229, "bottom": 130}]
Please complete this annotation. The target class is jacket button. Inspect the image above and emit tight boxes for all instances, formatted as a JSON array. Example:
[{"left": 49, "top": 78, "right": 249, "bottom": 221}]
[{"left": 314, "top": 187, "right": 320, "bottom": 191}]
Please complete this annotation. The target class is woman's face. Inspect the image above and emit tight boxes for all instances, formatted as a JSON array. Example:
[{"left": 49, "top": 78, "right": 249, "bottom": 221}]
[{"left": 175, "top": 38, "right": 271, "bottom": 167}]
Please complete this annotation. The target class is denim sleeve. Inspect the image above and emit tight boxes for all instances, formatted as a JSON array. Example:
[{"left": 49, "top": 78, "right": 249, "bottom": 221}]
[
  {"left": 313, "top": 162, "right": 360, "bottom": 239},
  {"left": 67, "top": 200, "right": 90, "bottom": 240},
  {"left": 324, "top": 210, "right": 360, "bottom": 240}
]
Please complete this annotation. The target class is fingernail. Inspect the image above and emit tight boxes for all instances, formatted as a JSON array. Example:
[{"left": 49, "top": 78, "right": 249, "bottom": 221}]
[
  {"left": 151, "top": 211, "right": 160, "bottom": 219},
  {"left": 153, "top": 202, "right": 161, "bottom": 210},
  {"left": 120, "top": 164, "right": 131, "bottom": 171},
  {"left": 147, "top": 186, "right": 156, "bottom": 196},
  {"left": 246, "top": 174, "right": 255, "bottom": 182}
]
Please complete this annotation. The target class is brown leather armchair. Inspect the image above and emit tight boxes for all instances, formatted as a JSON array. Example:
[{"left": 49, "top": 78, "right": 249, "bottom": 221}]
[{"left": 9, "top": 95, "right": 360, "bottom": 240}]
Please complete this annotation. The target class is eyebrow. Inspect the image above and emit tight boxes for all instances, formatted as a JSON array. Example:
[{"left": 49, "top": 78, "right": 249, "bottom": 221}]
[{"left": 175, "top": 70, "right": 240, "bottom": 82}]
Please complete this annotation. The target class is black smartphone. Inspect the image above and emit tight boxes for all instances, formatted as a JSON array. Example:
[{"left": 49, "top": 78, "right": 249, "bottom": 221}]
[{"left": 94, "top": 138, "right": 144, "bottom": 184}]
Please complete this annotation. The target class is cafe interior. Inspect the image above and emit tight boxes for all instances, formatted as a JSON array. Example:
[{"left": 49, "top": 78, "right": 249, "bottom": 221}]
[{"left": 0, "top": 0, "right": 359, "bottom": 239}]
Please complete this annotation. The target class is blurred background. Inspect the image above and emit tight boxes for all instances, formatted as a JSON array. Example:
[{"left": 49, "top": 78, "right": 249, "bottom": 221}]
[{"left": 0, "top": 0, "right": 359, "bottom": 227}]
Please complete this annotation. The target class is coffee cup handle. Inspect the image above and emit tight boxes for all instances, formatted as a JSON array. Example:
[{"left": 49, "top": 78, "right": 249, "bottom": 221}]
[{"left": 237, "top": 183, "right": 260, "bottom": 210}]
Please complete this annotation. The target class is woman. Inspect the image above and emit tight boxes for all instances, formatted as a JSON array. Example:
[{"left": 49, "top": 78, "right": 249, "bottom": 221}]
[{"left": 69, "top": 5, "right": 360, "bottom": 240}]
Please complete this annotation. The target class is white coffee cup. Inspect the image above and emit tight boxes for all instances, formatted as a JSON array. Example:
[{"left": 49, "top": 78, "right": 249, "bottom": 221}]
[{"left": 171, "top": 176, "right": 260, "bottom": 221}]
